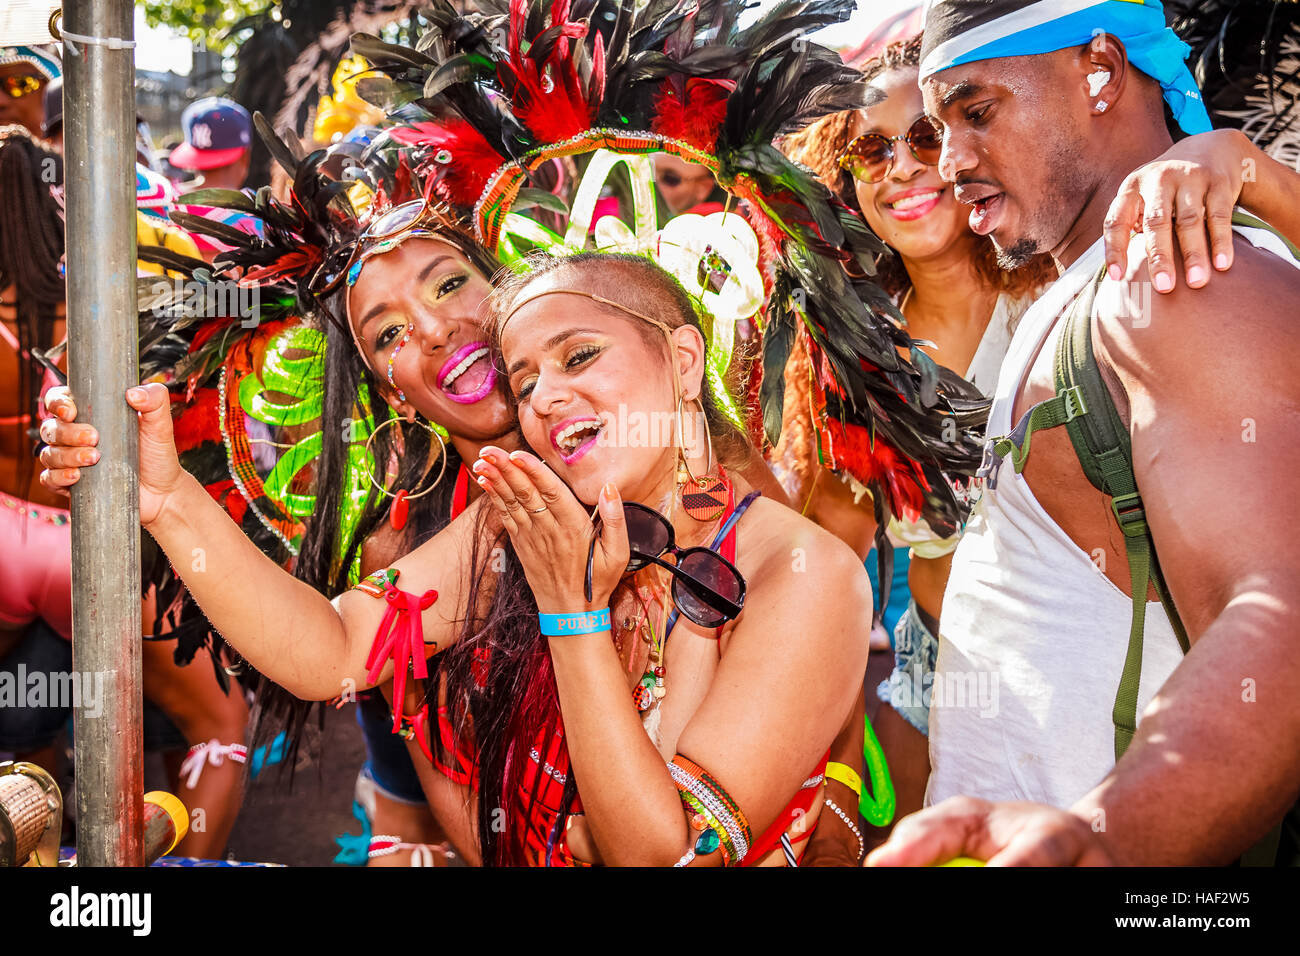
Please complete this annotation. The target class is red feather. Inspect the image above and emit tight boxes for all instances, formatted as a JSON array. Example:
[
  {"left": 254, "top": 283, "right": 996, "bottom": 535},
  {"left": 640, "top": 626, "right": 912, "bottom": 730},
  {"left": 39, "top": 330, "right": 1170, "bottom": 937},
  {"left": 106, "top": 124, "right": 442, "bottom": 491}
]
[
  {"left": 821, "top": 418, "right": 928, "bottom": 523},
  {"left": 172, "top": 387, "right": 220, "bottom": 453},
  {"left": 499, "top": 0, "right": 595, "bottom": 143},
  {"left": 240, "top": 247, "right": 323, "bottom": 286},
  {"left": 388, "top": 120, "right": 505, "bottom": 208},
  {"left": 650, "top": 78, "right": 733, "bottom": 153},
  {"left": 204, "top": 479, "right": 249, "bottom": 526}
]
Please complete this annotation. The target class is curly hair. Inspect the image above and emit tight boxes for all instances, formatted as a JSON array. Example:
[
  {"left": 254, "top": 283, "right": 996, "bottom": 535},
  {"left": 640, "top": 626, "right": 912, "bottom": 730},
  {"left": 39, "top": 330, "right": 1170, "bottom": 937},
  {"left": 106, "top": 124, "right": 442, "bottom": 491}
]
[{"left": 781, "top": 34, "right": 1055, "bottom": 300}]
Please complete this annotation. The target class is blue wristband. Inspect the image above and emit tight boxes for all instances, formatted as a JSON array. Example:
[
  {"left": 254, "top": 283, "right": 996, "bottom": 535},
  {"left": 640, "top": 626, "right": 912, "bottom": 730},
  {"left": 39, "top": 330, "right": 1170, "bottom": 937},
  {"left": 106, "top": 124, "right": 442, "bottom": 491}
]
[{"left": 539, "top": 608, "right": 611, "bottom": 636}]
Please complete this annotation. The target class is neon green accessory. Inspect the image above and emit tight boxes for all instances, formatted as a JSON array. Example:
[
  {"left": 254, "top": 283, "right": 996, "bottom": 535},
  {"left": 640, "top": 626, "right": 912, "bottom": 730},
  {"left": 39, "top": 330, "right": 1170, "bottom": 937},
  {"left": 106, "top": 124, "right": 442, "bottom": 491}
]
[{"left": 861, "top": 714, "right": 897, "bottom": 827}]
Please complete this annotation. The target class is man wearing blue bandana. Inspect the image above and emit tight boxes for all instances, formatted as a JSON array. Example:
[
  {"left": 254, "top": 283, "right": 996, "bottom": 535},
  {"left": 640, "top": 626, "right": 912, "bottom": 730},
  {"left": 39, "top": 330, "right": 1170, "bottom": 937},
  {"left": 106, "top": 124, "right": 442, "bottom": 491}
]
[
  {"left": 0, "top": 44, "right": 60, "bottom": 138},
  {"left": 867, "top": 1, "right": 1300, "bottom": 865}
]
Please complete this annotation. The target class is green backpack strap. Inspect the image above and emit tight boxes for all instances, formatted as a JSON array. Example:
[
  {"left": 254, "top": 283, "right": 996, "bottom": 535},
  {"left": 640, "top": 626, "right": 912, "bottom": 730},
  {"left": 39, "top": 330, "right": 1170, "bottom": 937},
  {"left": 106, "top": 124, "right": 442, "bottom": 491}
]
[
  {"left": 1051, "top": 269, "right": 1190, "bottom": 763},
  {"left": 980, "top": 228, "right": 1298, "bottom": 864},
  {"left": 1054, "top": 239, "right": 1298, "bottom": 867},
  {"left": 1231, "top": 209, "right": 1300, "bottom": 260}
]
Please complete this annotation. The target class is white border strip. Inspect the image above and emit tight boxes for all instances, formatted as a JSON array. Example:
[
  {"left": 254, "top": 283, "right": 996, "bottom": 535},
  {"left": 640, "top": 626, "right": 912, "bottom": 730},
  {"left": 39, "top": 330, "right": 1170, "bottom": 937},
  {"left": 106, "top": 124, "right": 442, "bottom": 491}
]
[{"left": 921, "top": 0, "right": 1107, "bottom": 78}]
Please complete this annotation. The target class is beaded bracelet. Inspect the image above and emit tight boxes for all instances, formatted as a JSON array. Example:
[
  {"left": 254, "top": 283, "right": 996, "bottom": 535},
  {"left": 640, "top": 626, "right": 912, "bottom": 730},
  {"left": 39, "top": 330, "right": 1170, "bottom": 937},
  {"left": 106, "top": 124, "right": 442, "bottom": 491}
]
[
  {"left": 676, "top": 786, "right": 737, "bottom": 865},
  {"left": 823, "top": 796, "right": 865, "bottom": 864},
  {"left": 668, "top": 755, "right": 753, "bottom": 866}
]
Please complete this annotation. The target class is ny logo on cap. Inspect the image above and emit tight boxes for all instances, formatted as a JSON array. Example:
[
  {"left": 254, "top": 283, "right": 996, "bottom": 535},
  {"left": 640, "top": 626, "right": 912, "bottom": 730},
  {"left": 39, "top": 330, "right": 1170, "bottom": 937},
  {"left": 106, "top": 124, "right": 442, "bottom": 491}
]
[{"left": 191, "top": 123, "right": 212, "bottom": 148}]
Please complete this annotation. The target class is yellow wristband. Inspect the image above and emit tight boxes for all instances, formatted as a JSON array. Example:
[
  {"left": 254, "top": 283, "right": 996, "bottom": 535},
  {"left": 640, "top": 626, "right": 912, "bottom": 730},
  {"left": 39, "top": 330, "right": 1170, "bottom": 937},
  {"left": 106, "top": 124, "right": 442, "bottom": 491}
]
[{"left": 824, "top": 761, "right": 863, "bottom": 798}]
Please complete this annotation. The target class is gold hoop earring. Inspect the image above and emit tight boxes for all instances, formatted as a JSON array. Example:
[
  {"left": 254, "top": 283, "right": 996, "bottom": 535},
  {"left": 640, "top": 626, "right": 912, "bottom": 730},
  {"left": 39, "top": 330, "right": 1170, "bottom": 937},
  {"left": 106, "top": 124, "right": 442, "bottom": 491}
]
[
  {"left": 363, "top": 414, "right": 448, "bottom": 531},
  {"left": 676, "top": 396, "right": 725, "bottom": 521}
]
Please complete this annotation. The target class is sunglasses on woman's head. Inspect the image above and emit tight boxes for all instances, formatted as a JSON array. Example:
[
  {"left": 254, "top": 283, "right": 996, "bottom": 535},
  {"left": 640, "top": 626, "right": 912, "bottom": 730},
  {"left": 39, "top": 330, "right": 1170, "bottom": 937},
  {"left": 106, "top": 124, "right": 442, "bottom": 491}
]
[
  {"left": 1, "top": 75, "right": 42, "bottom": 100},
  {"left": 836, "top": 116, "right": 942, "bottom": 185},
  {"left": 308, "top": 199, "right": 442, "bottom": 299},
  {"left": 585, "top": 502, "right": 747, "bottom": 629}
]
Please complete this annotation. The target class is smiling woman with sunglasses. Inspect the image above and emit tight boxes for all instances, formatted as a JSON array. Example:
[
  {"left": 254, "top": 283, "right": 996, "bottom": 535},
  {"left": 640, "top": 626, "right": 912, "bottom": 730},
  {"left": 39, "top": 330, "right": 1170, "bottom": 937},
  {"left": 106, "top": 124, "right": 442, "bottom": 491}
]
[
  {"left": 471, "top": 252, "right": 871, "bottom": 865},
  {"left": 778, "top": 34, "right": 1057, "bottom": 856}
]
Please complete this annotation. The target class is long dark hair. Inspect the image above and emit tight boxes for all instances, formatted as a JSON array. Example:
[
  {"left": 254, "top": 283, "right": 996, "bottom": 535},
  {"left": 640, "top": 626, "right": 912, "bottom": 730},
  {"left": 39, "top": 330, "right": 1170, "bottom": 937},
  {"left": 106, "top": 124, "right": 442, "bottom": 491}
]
[
  {"left": 251, "top": 218, "right": 499, "bottom": 761},
  {"left": 0, "top": 127, "right": 64, "bottom": 453},
  {"left": 781, "top": 34, "right": 1056, "bottom": 300}
]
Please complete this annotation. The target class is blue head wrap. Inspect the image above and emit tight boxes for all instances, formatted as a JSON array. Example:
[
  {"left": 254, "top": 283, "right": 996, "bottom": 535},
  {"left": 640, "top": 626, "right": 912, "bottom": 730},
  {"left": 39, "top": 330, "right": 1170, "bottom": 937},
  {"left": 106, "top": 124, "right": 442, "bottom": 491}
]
[{"left": 919, "top": 0, "right": 1212, "bottom": 135}]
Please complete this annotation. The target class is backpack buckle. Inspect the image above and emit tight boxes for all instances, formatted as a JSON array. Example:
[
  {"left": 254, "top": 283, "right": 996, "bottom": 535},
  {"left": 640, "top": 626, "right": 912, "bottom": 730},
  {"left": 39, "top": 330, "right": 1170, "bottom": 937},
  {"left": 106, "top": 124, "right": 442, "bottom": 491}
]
[
  {"left": 977, "top": 439, "right": 1006, "bottom": 490},
  {"left": 1059, "top": 384, "right": 1088, "bottom": 423},
  {"left": 1110, "top": 491, "right": 1147, "bottom": 535}
]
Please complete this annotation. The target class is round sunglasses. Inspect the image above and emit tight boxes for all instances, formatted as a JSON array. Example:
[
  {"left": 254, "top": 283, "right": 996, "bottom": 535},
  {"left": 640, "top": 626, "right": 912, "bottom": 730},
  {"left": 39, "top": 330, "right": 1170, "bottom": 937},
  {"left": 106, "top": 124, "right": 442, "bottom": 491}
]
[
  {"left": 585, "top": 502, "right": 747, "bottom": 629},
  {"left": 836, "top": 115, "right": 942, "bottom": 185},
  {"left": 309, "top": 199, "right": 441, "bottom": 299},
  {"left": 2, "top": 74, "right": 43, "bottom": 100}
]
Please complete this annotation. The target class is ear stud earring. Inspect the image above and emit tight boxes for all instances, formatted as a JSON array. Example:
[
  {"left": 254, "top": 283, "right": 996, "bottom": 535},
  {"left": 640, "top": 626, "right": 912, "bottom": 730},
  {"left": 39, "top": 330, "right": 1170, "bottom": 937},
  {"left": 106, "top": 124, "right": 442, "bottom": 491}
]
[{"left": 1095, "top": 100, "right": 1108, "bottom": 113}]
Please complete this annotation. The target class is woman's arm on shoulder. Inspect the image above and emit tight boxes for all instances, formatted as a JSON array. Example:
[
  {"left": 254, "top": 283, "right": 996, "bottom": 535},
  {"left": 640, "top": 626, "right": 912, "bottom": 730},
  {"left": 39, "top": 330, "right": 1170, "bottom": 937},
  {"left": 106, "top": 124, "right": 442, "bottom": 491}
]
[{"left": 335, "top": 494, "right": 501, "bottom": 683}]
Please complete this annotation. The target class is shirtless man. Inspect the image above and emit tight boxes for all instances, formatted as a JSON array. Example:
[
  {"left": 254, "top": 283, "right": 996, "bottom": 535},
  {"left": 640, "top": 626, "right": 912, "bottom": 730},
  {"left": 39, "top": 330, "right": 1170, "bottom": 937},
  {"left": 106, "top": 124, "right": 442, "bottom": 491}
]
[{"left": 871, "top": 0, "right": 1300, "bottom": 865}]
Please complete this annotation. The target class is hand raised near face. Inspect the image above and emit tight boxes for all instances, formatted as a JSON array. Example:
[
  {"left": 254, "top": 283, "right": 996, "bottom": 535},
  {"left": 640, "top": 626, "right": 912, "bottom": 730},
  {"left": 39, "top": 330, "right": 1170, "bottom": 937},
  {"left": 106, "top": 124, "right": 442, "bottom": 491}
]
[{"left": 472, "top": 447, "right": 630, "bottom": 614}]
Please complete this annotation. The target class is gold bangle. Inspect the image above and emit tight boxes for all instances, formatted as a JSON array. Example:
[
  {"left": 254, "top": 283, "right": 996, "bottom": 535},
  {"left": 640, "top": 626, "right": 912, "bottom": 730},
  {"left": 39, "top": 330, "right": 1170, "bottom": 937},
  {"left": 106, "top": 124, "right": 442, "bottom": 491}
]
[{"left": 825, "top": 761, "right": 863, "bottom": 798}]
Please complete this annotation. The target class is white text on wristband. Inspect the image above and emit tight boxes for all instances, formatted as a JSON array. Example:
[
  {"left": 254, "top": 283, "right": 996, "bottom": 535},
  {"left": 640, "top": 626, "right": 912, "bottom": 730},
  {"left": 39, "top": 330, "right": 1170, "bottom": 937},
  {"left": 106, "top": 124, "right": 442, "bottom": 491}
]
[{"left": 539, "top": 608, "right": 611, "bottom": 636}]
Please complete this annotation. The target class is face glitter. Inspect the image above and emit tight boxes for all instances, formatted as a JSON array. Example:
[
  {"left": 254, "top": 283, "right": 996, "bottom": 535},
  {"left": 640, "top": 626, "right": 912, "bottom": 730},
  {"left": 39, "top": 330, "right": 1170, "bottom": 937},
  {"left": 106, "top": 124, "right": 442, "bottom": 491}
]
[{"left": 387, "top": 324, "right": 413, "bottom": 402}]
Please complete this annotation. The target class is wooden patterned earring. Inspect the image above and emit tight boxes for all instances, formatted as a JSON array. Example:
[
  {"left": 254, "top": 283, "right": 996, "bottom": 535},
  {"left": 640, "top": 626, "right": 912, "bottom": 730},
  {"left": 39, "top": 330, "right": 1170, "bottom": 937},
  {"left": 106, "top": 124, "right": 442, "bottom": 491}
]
[{"left": 677, "top": 397, "right": 725, "bottom": 521}]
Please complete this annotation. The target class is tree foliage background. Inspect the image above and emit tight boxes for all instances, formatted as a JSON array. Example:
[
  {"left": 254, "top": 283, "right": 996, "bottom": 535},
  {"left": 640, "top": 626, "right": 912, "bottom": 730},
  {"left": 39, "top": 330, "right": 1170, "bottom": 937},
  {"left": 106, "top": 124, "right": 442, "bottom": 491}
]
[
  {"left": 140, "top": 1, "right": 277, "bottom": 58},
  {"left": 138, "top": 1, "right": 423, "bottom": 185}
]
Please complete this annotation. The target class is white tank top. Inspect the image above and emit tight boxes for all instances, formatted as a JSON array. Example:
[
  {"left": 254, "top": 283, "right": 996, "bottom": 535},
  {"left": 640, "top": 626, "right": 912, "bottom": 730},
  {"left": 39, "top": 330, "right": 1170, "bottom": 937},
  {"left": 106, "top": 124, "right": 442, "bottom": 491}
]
[{"left": 928, "top": 224, "right": 1299, "bottom": 809}]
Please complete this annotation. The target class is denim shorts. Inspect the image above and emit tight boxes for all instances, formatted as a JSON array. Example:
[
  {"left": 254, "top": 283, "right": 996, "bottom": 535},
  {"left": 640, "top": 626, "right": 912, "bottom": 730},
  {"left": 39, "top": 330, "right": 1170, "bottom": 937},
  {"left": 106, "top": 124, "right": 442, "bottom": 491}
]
[
  {"left": 875, "top": 599, "right": 939, "bottom": 737},
  {"left": 356, "top": 690, "right": 428, "bottom": 806},
  {"left": 0, "top": 618, "right": 186, "bottom": 752}
]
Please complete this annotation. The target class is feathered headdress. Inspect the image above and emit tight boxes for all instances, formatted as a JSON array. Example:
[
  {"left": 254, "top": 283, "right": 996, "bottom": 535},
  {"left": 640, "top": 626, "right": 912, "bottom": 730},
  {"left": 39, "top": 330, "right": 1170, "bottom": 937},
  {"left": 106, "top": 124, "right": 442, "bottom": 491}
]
[
  {"left": 1169, "top": 0, "right": 1300, "bottom": 168},
  {"left": 351, "top": 0, "right": 988, "bottom": 537},
  {"left": 132, "top": 130, "right": 377, "bottom": 730}
]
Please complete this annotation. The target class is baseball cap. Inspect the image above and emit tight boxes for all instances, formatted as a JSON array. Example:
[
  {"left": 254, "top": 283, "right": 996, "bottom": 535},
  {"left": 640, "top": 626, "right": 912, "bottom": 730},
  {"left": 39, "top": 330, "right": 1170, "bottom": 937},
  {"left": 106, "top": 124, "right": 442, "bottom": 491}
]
[{"left": 169, "top": 97, "right": 252, "bottom": 171}]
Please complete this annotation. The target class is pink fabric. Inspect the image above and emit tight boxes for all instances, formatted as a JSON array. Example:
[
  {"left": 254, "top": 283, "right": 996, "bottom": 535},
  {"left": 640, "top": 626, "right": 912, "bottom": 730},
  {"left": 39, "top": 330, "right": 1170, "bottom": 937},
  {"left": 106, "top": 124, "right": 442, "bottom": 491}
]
[{"left": 0, "top": 491, "right": 71, "bottom": 639}]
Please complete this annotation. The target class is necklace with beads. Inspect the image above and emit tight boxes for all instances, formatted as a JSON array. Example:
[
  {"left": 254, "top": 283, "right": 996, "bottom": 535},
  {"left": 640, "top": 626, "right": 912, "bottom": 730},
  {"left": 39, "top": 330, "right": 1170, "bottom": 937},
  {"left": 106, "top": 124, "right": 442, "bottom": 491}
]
[
  {"left": 622, "top": 579, "right": 670, "bottom": 719},
  {"left": 626, "top": 506, "right": 725, "bottom": 724}
]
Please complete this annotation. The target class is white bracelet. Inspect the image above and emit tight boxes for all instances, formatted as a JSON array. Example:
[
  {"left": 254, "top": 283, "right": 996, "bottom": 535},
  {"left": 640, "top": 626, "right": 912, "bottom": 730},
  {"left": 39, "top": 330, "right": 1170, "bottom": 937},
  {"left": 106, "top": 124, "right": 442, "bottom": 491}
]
[{"left": 824, "top": 797, "right": 865, "bottom": 863}]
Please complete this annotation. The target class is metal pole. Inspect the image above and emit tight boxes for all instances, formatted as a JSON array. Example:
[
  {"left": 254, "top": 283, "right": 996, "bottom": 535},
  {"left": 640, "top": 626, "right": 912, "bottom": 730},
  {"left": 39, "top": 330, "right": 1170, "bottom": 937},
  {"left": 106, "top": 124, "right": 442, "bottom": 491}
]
[{"left": 62, "top": 0, "right": 143, "bottom": 866}]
